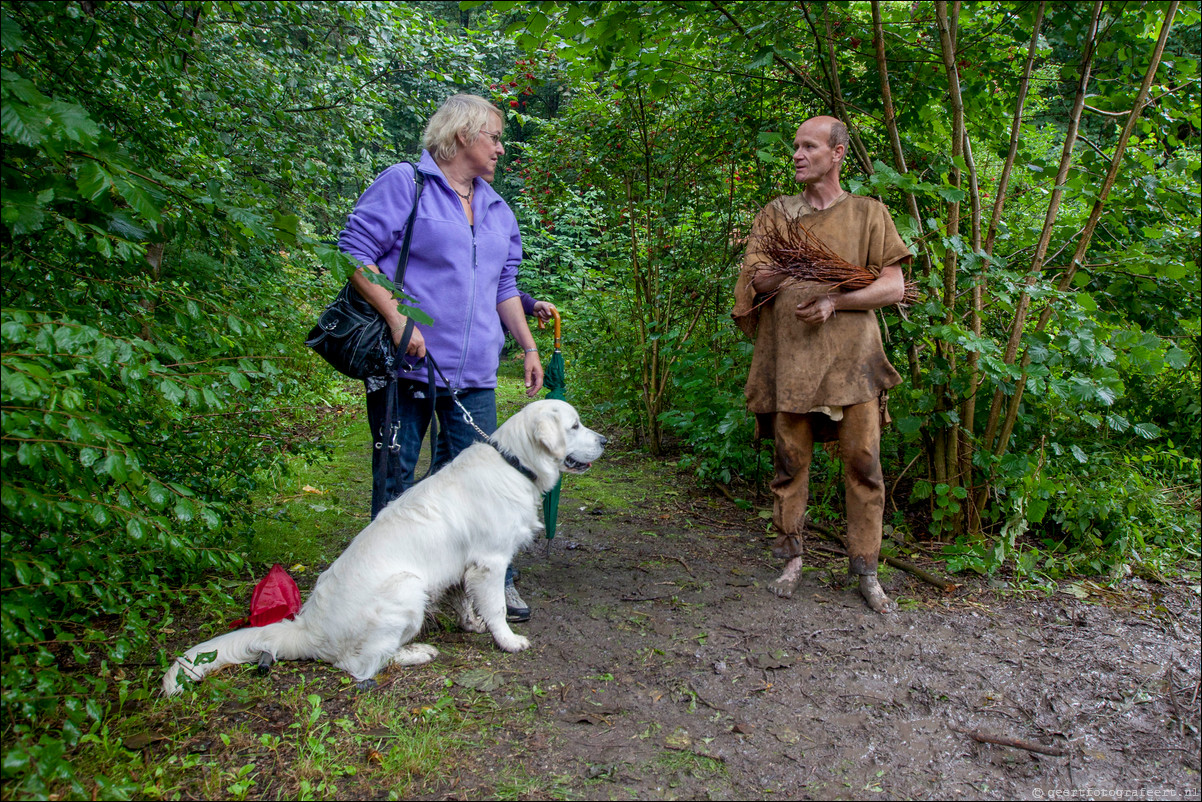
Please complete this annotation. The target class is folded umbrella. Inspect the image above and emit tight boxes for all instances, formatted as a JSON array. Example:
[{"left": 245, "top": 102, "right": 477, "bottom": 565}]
[{"left": 540, "top": 308, "right": 566, "bottom": 538}]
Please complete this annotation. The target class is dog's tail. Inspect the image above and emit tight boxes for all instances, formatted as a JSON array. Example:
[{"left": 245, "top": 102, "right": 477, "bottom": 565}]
[{"left": 161, "top": 617, "right": 317, "bottom": 696}]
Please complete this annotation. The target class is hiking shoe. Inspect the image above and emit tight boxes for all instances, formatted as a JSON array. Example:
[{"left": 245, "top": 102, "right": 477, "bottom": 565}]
[{"left": 505, "top": 581, "right": 530, "bottom": 623}]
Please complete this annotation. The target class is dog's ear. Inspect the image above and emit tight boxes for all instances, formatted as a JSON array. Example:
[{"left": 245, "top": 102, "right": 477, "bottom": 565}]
[{"left": 535, "top": 409, "right": 567, "bottom": 460}]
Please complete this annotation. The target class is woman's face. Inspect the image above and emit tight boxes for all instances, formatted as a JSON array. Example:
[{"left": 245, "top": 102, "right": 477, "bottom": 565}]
[{"left": 458, "top": 113, "right": 505, "bottom": 183}]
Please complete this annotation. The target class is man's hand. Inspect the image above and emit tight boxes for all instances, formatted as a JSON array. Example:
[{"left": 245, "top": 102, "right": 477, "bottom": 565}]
[
  {"left": 751, "top": 268, "right": 787, "bottom": 295},
  {"left": 795, "top": 293, "right": 837, "bottom": 325},
  {"left": 793, "top": 263, "right": 907, "bottom": 325}
]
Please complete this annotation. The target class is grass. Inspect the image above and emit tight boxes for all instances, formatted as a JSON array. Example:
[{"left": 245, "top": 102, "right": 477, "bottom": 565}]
[
  {"left": 20, "top": 374, "right": 578, "bottom": 801},
  {"left": 244, "top": 405, "right": 370, "bottom": 569},
  {"left": 15, "top": 367, "right": 741, "bottom": 801},
  {"left": 244, "top": 361, "right": 537, "bottom": 570},
  {"left": 70, "top": 661, "right": 521, "bottom": 800},
  {"left": 653, "top": 747, "right": 727, "bottom": 779}
]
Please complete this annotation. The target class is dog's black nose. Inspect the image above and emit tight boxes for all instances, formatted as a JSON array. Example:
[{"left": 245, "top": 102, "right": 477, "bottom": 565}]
[{"left": 599, "top": 435, "right": 608, "bottom": 446}]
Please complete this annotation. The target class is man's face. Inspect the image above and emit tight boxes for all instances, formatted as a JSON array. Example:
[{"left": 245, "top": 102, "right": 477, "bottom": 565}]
[
  {"left": 793, "top": 120, "right": 844, "bottom": 185},
  {"left": 460, "top": 113, "right": 505, "bottom": 183}
]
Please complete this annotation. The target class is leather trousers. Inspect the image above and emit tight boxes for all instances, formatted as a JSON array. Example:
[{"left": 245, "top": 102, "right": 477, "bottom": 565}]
[{"left": 768, "top": 399, "right": 886, "bottom": 576}]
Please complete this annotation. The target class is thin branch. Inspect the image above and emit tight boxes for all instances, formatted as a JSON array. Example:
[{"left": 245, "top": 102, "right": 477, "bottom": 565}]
[
  {"left": 709, "top": 1, "right": 833, "bottom": 109},
  {"left": 995, "top": 0, "right": 1182, "bottom": 455},
  {"left": 981, "top": 0, "right": 1103, "bottom": 459},
  {"left": 950, "top": 725, "right": 1066, "bottom": 756}
]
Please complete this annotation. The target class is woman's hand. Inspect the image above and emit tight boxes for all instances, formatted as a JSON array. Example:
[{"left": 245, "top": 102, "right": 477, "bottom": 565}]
[
  {"left": 524, "top": 350, "right": 544, "bottom": 397},
  {"left": 392, "top": 323, "right": 427, "bottom": 357},
  {"left": 531, "top": 300, "right": 557, "bottom": 323}
]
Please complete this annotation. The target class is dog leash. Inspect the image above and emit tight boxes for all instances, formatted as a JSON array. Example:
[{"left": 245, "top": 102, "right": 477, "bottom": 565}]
[{"left": 392, "top": 351, "right": 538, "bottom": 484}]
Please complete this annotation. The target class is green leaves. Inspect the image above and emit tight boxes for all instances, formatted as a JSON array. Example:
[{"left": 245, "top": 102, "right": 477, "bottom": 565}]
[
  {"left": 1, "top": 69, "right": 97, "bottom": 152},
  {"left": 75, "top": 161, "right": 112, "bottom": 200},
  {"left": 1, "top": 5, "right": 428, "bottom": 790},
  {"left": 1, "top": 8, "right": 25, "bottom": 52}
]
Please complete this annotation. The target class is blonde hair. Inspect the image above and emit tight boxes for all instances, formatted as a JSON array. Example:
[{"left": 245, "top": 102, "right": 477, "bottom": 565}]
[{"left": 422, "top": 94, "right": 504, "bottom": 162}]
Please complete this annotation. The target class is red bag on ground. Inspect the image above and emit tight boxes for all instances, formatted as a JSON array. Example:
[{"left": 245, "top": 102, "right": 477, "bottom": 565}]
[{"left": 229, "top": 564, "right": 301, "bottom": 629}]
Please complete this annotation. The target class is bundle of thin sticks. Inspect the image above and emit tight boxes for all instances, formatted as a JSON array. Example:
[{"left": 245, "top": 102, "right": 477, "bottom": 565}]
[{"left": 750, "top": 211, "right": 919, "bottom": 307}]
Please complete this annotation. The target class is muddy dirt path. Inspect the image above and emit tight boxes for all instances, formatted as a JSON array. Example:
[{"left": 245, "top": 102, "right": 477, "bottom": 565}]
[
  {"left": 440, "top": 447, "right": 1202, "bottom": 800},
  {"left": 152, "top": 421, "right": 1199, "bottom": 801}
]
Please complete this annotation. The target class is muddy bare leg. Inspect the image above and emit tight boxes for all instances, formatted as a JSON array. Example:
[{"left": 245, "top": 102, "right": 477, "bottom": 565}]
[
  {"left": 771, "top": 556, "right": 805, "bottom": 598},
  {"left": 858, "top": 573, "right": 894, "bottom": 613}
]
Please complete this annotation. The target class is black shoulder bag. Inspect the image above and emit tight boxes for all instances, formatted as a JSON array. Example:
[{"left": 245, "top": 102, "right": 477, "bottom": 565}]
[{"left": 305, "top": 164, "right": 425, "bottom": 380}]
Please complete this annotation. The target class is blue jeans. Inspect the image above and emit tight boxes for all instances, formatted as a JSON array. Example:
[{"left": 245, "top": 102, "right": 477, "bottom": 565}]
[{"left": 367, "top": 380, "right": 497, "bottom": 518}]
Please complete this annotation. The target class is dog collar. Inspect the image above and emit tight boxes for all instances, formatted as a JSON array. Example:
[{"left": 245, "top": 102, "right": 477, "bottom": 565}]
[{"left": 489, "top": 441, "right": 539, "bottom": 484}]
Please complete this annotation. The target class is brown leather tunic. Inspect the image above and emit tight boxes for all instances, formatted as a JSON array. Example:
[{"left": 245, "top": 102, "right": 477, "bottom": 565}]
[{"left": 733, "top": 193, "right": 911, "bottom": 424}]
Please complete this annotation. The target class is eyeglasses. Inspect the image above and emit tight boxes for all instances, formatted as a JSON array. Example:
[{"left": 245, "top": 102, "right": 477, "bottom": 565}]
[{"left": 481, "top": 130, "right": 503, "bottom": 145}]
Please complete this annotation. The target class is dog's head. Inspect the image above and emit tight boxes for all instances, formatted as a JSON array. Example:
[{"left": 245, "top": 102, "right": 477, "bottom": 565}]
[{"left": 494, "top": 400, "right": 606, "bottom": 491}]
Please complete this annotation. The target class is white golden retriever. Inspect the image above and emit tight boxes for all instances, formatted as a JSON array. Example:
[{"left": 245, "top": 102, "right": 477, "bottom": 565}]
[{"left": 162, "top": 399, "right": 605, "bottom": 696}]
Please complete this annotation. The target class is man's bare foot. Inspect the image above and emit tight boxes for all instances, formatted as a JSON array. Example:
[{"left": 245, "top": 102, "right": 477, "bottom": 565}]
[
  {"left": 858, "top": 573, "right": 895, "bottom": 613},
  {"left": 771, "top": 556, "right": 805, "bottom": 598}
]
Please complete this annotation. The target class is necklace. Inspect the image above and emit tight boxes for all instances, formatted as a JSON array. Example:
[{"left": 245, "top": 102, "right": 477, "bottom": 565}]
[{"left": 453, "top": 182, "right": 473, "bottom": 202}]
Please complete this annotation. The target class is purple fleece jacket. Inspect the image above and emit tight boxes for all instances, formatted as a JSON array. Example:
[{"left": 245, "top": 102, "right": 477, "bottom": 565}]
[{"left": 337, "top": 150, "right": 522, "bottom": 389}]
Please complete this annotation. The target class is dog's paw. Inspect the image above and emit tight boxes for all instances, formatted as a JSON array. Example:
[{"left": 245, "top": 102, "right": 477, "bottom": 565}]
[
  {"left": 392, "top": 642, "right": 439, "bottom": 666},
  {"left": 496, "top": 634, "right": 530, "bottom": 653}
]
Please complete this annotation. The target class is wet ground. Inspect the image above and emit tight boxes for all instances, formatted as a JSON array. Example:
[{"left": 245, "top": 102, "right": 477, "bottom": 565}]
[
  {"left": 148, "top": 432, "right": 1200, "bottom": 801},
  {"left": 456, "top": 448, "right": 1201, "bottom": 801}
]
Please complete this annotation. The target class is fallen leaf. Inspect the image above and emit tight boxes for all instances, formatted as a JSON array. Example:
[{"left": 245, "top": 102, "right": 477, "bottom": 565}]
[
  {"left": 664, "top": 727, "right": 692, "bottom": 750},
  {"left": 562, "top": 711, "right": 612, "bottom": 726},
  {"left": 772, "top": 726, "right": 801, "bottom": 745},
  {"left": 731, "top": 721, "right": 754, "bottom": 735},
  {"left": 747, "top": 650, "right": 795, "bottom": 670},
  {"left": 454, "top": 669, "right": 506, "bottom": 692},
  {"left": 122, "top": 732, "right": 164, "bottom": 751},
  {"left": 1063, "top": 582, "right": 1089, "bottom": 600},
  {"left": 302, "top": 485, "right": 324, "bottom": 494}
]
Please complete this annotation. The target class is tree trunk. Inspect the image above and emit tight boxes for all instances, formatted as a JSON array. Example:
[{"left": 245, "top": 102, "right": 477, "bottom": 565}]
[
  {"left": 994, "top": 1, "right": 1181, "bottom": 457},
  {"left": 814, "top": 1, "right": 873, "bottom": 175},
  {"left": 933, "top": 0, "right": 964, "bottom": 515},
  {"left": 872, "top": 0, "right": 930, "bottom": 394},
  {"left": 964, "top": 0, "right": 1045, "bottom": 528},
  {"left": 978, "top": 0, "right": 1102, "bottom": 476},
  {"left": 958, "top": 128, "right": 983, "bottom": 532}
]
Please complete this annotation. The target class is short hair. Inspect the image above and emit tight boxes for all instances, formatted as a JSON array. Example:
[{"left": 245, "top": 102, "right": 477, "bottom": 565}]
[
  {"left": 827, "top": 120, "right": 850, "bottom": 154},
  {"left": 422, "top": 95, "right": 504, "bottom": 162}
]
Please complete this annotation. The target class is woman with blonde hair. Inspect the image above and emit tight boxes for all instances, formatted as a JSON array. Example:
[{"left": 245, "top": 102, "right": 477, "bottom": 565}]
[{"left": 338, "top": 94, "right": 544, "bottom": 621}]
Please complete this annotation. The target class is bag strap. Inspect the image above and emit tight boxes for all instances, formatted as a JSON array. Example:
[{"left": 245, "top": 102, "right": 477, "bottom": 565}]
[
  {"left": 393, "top": 163, "right": 425, "bottom": 299},
  {"left": 379, "top": 164, "right": 425, "bottom": 455}
]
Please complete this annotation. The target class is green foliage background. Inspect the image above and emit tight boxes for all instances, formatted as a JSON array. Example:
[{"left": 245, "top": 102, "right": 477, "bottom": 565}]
[
  {"left": 0, "top": 1, "right": 508, "bottom": 795},
  {"left": 1, "top": 1, "right": 1199, "bottom": 798},
  {"left": 491, "top": 0, "right": 1199, "bottom": 578}
]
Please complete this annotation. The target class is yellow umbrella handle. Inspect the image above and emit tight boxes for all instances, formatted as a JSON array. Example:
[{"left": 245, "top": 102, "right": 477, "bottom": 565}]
[{"left": 537, "top": 307, "right": 562, "bottom": 351}]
